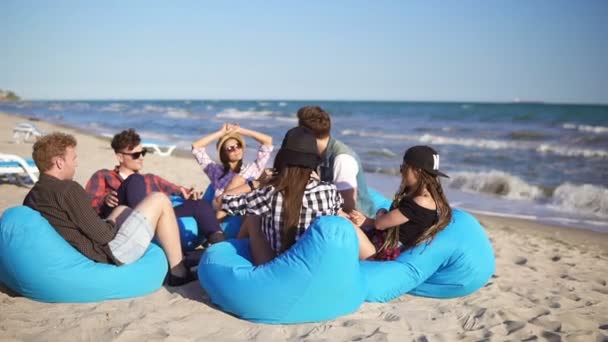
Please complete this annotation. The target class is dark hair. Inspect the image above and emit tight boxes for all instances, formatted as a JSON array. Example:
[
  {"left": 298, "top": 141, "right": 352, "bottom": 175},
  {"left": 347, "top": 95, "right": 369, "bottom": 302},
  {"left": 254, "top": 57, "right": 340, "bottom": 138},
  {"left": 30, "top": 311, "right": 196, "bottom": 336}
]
[
  {"left": 218, "top": 139, "right": 243, "bottom": 179},
  {"left": 111, "top": 129, "right": 141, "bottom": 152},
  {"left": 297, "top": 106, "right": 331, "bottom": 139},
  {"left": 269, "top": 166, "right": 313, "bottom": 252},
  {"left": 32, "top": 132, "right": 77, "bottom": 172},
  {"left": 379, "top": 166, "right": 452, "bottom": 253}
]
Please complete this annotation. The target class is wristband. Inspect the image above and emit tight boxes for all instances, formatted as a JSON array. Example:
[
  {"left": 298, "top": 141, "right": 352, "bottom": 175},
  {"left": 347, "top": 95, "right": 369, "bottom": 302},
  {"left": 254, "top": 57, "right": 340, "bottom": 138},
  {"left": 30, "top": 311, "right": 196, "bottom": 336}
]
[{"left": 247, "top": 180, "right": 256, "bottom": 191}]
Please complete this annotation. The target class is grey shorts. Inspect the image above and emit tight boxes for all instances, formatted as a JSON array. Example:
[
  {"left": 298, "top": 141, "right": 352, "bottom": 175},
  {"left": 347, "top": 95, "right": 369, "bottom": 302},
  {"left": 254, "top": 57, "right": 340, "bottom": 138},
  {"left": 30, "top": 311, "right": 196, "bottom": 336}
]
[{"left": 108, "top": 210, "right": 155, "bottom": 265}]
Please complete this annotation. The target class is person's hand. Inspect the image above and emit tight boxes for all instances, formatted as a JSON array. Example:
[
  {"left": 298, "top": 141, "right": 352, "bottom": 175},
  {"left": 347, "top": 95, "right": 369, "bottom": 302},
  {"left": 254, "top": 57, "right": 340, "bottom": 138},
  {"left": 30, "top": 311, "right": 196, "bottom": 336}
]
[
  {"left": 226, "top": 122, "right": 240, "bottom": 133},
  {"left": 348, "top": 210, "right": 367, "bottom": 227},
  {"left": 180, "top": 187, "right": 201, "bottom": 200},
  {"left": 376, "top": 208, "right": 388, "bottom": 218},
  {"left": 219, "top": 123, "right": 229, "bottom": 134},
  {"left": 104, "top": 190, "right": 119, "bottom": 208},
  {"left": 257, "top": 168, "right": 276, "bottom": 185}
]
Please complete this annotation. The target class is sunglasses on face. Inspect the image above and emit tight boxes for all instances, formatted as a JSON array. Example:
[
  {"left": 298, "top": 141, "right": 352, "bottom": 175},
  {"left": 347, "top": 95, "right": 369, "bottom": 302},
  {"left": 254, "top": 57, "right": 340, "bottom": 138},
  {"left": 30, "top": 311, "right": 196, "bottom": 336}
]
[
  {"left": 120, "top": 149, "right": 147, "bottom": 159},
  {"left": 225, "top": 143, "right": 242, "bottom": 153}
]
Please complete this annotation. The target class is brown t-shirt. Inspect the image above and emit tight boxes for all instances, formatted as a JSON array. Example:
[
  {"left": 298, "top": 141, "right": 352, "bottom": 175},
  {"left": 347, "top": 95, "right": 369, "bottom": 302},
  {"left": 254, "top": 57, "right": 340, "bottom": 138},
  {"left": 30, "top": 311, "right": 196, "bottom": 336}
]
[{"left": 23, "top": 174, "right": 118, "bottom": 263}]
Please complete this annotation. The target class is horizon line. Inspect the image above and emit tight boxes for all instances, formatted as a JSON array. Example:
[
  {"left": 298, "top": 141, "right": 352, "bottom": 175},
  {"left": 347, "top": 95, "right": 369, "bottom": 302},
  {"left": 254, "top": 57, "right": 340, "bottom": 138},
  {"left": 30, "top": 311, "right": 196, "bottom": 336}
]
[{"left": 11, "top": 97, "right": 608, "bottom": 107}]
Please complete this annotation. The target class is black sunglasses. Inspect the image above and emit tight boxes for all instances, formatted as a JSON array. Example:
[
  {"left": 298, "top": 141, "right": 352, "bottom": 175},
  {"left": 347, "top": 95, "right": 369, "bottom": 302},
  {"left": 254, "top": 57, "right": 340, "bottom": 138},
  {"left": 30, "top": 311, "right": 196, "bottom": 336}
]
[
  {"left": 120, "top": 149, "right": 147, "bottom": 159},
  {"left": 225, "top": 143, "right": 242, "bottom": 152}
]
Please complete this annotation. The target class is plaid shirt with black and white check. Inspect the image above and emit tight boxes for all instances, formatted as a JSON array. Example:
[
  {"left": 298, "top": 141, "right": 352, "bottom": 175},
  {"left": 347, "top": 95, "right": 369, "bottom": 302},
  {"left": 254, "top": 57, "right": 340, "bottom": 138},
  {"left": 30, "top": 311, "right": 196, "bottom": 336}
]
[{"left": 221, "top": 178, "right": 344, "bottom": 253}]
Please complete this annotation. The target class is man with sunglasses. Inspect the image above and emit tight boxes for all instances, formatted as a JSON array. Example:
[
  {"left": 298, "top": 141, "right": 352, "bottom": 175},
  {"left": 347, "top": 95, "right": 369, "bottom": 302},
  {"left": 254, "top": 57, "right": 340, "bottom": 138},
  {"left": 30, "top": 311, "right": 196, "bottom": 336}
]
[{"left": 85, "top": 129, "right": 226, "bottom": 246}]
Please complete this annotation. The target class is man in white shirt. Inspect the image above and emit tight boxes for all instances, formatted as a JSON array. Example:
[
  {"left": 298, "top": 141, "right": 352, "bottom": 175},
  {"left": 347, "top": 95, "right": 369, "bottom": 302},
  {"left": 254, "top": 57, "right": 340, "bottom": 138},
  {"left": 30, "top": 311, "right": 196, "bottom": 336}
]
[{"left": 297, "top": 106, "right": 375, "bottom": 216}]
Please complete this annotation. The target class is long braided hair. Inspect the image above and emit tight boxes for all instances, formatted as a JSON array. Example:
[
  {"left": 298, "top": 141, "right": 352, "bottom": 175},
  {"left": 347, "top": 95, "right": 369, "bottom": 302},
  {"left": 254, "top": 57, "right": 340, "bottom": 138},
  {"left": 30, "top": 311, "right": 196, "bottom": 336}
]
[{"left": 377, "top": 165, "right": 452, "bottom": 253}]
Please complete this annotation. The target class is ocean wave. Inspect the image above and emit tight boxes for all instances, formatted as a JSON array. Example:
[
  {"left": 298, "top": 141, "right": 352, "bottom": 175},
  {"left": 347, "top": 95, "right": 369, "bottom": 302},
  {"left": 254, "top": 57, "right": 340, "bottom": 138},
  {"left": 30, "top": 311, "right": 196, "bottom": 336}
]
[
  {"left": 509, "top": 130, "right": 550, "bottom": 141},
  {"left": 216, "top": 108, "right": 275, "bottom": 120},
  {"left": 447, "top": 170, "right": 545, "bottom": 200},
  {"left": 446, "top": 171, "right": 608, "bottom": 218},
  {"left": 418, "top": 134, "right": 524, "bottom": 150},
  {"left": 164, "top": 109, "right": 194, "bottom": 119},
  {"left": 536, "top": 144, "right": 608, "bottom": 159},
  {"left": 100, "top": 103, "right": 129, "bottom": 112},
  {"left": 344, "top": 129, "right": 607, "bottom": 159},
  {"left": 49, "top": 103, "right": 64, "bottom": 111},
  {"left": 278, "top": 102, "right": 288, "bottom": 107},
  {"left": 366, "top": 148, "right": 397, "bottom": 158},
  {"left": 563, "top": 123, "right": 608, "bottom": 134},
  {"left": 340, "top": 129, "right": 414, "bottom": 140},
  {"left": 550, "top": 183, "right": 608, "bottom": 218}
]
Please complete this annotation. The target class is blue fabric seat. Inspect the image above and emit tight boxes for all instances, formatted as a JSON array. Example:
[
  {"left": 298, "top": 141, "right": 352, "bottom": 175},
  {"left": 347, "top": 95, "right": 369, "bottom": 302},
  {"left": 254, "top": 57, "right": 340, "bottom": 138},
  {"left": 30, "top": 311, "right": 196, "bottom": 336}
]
[
  {"left": 0, "top": 206, "right": 167, "bottom": 303},
  {"left": 197, "top": 190, "right": 495, "bottom": 323},
  {"left": 198, "top": 216, "right": 365, "bottom": 324}
]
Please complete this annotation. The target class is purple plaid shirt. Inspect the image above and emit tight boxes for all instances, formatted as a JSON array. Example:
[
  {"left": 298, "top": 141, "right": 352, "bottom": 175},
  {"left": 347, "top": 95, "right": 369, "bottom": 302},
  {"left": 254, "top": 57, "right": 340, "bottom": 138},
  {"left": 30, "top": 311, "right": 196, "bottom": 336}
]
[{"left": 192, "top": 144, "right": 273, "bottom": 197}]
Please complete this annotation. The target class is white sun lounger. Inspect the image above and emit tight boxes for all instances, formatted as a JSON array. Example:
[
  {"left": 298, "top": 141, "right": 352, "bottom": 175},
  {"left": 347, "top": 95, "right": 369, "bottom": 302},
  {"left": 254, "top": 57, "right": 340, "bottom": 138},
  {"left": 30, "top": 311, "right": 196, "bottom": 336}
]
[
  {"left": 0, "top": 153, "right": 39, "bottom": 185},
  {"left": 142, "top": 140, "right": 177, "bottom": 157},
  {"left": 13, "top": 123, "right": 43, "bottom": 143}
]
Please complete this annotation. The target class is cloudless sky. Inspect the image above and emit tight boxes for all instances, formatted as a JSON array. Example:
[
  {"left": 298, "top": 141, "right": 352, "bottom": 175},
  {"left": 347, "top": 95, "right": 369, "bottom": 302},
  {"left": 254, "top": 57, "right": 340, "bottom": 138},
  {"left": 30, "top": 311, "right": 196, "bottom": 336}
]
[{"left": 1, "top": 0, "right": 607, "bottom": 103}]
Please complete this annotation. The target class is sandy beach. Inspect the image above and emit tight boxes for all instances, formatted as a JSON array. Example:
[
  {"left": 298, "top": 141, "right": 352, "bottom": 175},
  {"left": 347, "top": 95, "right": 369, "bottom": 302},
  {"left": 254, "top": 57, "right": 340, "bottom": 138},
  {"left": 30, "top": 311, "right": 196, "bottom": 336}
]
[{"left": 1, "top": 111, "right": 607, "bottom": 341}]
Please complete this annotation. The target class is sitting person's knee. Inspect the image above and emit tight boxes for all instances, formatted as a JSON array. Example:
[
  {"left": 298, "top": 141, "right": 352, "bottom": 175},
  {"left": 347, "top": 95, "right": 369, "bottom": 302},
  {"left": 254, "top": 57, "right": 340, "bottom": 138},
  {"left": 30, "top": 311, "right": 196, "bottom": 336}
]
[{"left": 146, "top": 192, "right": 171, "bottom": 205}]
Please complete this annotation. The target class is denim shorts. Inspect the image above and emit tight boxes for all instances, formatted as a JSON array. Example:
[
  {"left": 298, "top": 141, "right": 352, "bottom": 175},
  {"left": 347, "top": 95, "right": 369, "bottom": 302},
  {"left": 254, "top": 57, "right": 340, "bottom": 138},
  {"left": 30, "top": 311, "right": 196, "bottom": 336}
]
[{"left": 108, "top": 210, "right": 154, "bottom": 265}]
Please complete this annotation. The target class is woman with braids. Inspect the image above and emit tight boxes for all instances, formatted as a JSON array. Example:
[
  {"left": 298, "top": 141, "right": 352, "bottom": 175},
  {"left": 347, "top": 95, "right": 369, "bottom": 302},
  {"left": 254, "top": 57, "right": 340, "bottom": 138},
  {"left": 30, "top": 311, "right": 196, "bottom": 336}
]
[
  {"left": 191, "top": 123, "right": 273, "bottom": 198},
  {"left": 214, "top": 126, "right": 376, "bottom": 265},
  {"left": 350, "top": 145, "right": 452, "bottom": 261}
]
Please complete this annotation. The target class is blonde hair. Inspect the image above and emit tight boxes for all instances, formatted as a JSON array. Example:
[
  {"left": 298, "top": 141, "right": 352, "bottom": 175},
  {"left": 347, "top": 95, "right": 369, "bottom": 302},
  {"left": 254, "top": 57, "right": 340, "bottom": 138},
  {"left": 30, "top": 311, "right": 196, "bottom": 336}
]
[{"left": 32, "top": 132, "right": 77, "bottom": 172}]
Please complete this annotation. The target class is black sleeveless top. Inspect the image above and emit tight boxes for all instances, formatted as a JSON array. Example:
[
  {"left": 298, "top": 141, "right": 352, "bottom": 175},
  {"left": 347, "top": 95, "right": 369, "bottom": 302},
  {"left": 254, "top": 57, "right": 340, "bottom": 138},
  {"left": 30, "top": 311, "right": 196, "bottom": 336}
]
[{"left": 392, "top": 197, "right": 438, "bottom": 249}]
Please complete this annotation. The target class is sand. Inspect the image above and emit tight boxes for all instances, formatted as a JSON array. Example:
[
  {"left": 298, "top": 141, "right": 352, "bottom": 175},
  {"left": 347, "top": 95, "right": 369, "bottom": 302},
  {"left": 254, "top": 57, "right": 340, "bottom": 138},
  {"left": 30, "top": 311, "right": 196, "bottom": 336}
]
[{"left": 1, "top": 112, "right": 607, "bottom": 341}]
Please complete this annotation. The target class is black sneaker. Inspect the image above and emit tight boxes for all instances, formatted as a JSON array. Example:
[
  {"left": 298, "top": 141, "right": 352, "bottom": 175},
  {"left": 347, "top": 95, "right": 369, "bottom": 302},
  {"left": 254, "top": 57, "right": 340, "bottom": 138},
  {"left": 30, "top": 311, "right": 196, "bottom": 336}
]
[{"left": 166, "top": 269, "right": 198, "bottom": 287}]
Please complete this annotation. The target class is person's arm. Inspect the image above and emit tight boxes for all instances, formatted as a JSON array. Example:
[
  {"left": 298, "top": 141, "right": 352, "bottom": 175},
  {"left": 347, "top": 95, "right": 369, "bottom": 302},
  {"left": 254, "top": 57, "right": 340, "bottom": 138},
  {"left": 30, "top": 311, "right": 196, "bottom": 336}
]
[
  {"left": 219, "top": 185, "right": 273, "bottom": 217},
  {"left": 192, "top": 124, "right": 228, "bottom": 150},
  {"left": 237, "top": 127, "right": 272, "bottom": 146},
  {"left": 332, "top": 154, "right": 359, "bottom": 213},
  {"left": 64, "top": 183, "right": 118, "bottom": 244},
  {"left": 152, "top": 174, "right": 184, "bottom": 197},
  {"left": 85, "top": 170, "right": 108, "bottom": 215}
]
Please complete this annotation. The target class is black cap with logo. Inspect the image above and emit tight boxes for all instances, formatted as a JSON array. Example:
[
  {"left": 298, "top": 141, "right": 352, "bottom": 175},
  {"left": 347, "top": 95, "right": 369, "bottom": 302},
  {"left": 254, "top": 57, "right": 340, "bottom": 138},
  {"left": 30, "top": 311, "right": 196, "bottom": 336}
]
[{"left": 403, "top": 145, "right": 449, "bottom": 178}]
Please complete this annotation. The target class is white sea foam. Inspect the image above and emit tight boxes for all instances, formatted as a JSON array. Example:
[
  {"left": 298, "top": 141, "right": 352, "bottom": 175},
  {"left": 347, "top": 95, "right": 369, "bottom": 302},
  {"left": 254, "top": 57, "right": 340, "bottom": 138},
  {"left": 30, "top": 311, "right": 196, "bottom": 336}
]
[
  {"left": 49, "top": 103, "right": 64, "bottom": 111},
  {"left": 100, "top": 103, "right": 129, "bottom": 112},
  {"left": 536, "top": 144, "right": 608, "bottom": 159},
  {"left": 216, "top": 108, "right": 275, "bottom": 120},
  {"left": 418, "top": 134, "right": 525, "bottom": 150},
  {"left": 278, "top": 102, "right": 288, "bottom": 107},
  {"left": 447, "top": 170, "right": 545, "bottom": 201},
  {"left": 550, "top": 183, "right": 608, "bottom": 218},
  {"left": 164, "top": 108, "right": 194, "bottom": 119},
  {"left": 344, "top": 129, "right": 608, "bottom": 159},
  {"left": 563, "top": 123, "right": 608, "bottom": 134}
]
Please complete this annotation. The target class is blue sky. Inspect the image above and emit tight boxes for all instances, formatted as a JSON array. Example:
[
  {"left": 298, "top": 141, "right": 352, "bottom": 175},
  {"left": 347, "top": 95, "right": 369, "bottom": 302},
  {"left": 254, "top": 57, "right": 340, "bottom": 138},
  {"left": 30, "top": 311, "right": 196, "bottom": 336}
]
[{"left": 2, "top": 1, "right": 607, "bottom": 103}]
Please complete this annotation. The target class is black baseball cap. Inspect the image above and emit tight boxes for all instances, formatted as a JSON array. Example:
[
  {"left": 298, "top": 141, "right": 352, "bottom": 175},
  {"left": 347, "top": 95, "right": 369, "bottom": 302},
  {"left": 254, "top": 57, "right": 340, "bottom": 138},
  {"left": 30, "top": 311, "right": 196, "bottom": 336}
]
[
  {"left": 403, "top": 145, "right": 449, "bottom": 178},
  {"left": 273, "top": 126, "right": 321, "bottom": 170}
]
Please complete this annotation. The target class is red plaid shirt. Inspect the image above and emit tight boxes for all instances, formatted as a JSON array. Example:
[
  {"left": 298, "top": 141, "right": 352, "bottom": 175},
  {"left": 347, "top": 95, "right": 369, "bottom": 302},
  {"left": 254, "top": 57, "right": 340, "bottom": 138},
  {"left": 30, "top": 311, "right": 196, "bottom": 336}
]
[{"left": 85, "top": 168, "right": 183, "bottom": 215}]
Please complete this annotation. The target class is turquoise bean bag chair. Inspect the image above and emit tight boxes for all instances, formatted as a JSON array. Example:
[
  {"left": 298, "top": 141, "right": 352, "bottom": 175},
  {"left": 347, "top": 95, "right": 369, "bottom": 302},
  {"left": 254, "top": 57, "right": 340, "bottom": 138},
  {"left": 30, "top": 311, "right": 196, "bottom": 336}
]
[
  {"left": 0, "top": 206, "right": 168, "bottom": 303},
  {"left": 171, "top": 190, "right": 243, "bottom": 251},
  {"left": 198, "top": 190, "right": 495, "bottom": 323},
  {"left": 198, "top": 216, "right": 366, "bottom": 324},
  {"left": 361, "top": 209, "right": 495, "bottom": 301}
]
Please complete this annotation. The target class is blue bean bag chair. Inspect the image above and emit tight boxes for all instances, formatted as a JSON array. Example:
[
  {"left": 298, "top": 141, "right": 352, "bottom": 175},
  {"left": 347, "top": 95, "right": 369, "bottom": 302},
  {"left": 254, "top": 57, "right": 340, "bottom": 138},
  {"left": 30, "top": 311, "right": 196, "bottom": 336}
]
[
  {"left": 198, "top": 216, "right": 366, "bottom": 324},
  {"left": 198, "top": 189, "right": 495, "bottom": 323},
  {"left": 0, "top": 206, "right": 168, "bottom": 303},
  {"left": 361, "top": 209, "right": 495, "bottom": 301},
  {"left": 171, "top": 191, "right": 243, "bottom": 251}
]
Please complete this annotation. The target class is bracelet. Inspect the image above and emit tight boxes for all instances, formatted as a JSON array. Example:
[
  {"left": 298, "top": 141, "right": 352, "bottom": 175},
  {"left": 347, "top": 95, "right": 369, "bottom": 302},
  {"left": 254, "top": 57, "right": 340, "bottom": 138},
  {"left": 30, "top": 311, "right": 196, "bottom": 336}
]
[{"left": 247, "top": 180, "right": 256, "bottom": 191}]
